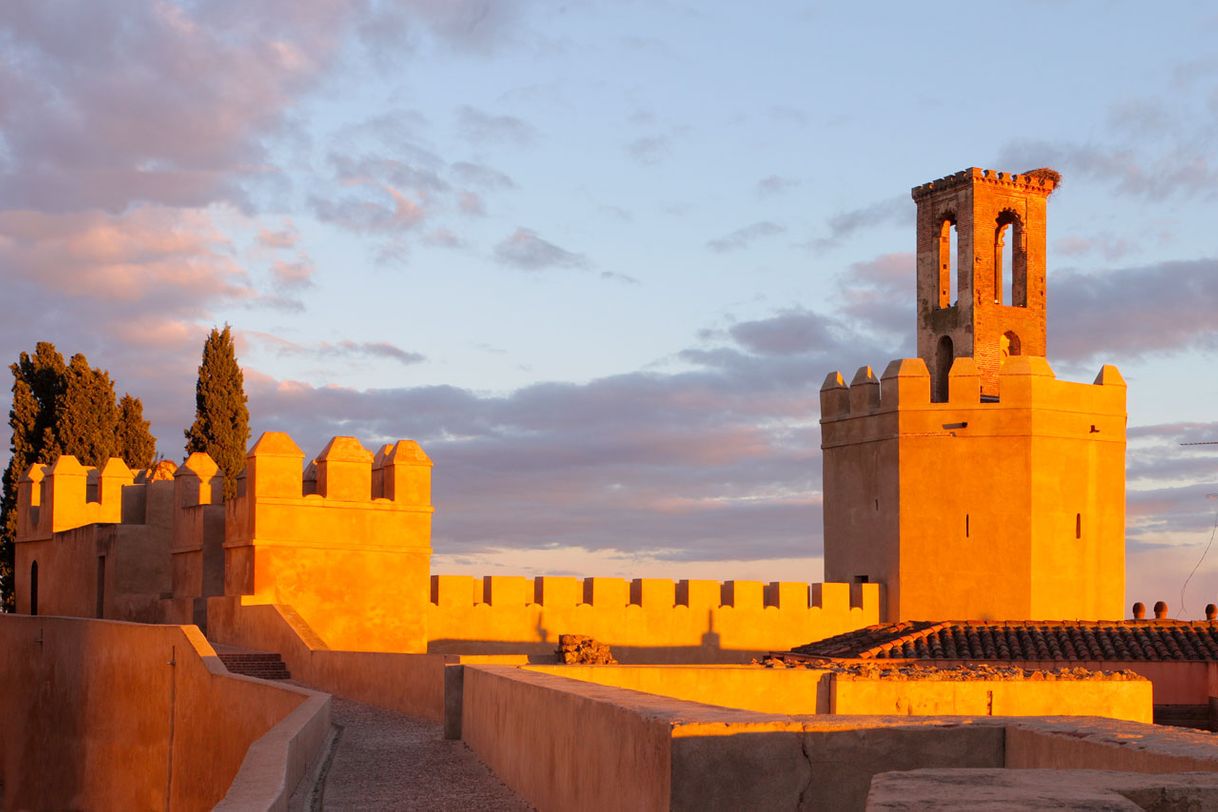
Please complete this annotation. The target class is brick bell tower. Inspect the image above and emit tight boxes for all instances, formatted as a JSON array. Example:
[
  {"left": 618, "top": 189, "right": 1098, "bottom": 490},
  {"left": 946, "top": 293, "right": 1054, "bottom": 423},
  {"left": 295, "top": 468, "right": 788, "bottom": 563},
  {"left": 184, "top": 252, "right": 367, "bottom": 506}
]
[
  {"left": 913, "top": 167, "right": 1059, "bottom": 400},
  {"left": 820, "top": 167, "right": 1127, "bottom": 623}
]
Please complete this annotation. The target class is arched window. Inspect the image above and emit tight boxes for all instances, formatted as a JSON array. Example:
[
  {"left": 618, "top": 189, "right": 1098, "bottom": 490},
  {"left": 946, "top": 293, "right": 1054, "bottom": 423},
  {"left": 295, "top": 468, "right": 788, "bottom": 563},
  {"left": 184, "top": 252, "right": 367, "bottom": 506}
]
[
  {"left": 937, "top": 216, "right": 958, "bottom": 308},
  {"left": 994, "top": 211, "right": 1027, "bottom": 307},
  {"left": 30, "top": 561, "right": 38, "bottom": 616},
  {"left": 1001, "top": 331, "right": 1021, "bottom": 361},
  {"left": 933, "top": 334, "right": 953, "bottom": 402}
]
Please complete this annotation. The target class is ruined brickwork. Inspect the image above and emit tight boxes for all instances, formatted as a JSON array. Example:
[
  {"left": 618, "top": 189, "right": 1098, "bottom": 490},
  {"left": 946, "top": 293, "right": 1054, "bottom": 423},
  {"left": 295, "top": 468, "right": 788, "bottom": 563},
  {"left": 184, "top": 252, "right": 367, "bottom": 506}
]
[
  {"left": 822, "top": 167, "right": 1127, "bottom": 623},
  {"left": 914, "top": 167, "right": 1057, "bottom": 399}
]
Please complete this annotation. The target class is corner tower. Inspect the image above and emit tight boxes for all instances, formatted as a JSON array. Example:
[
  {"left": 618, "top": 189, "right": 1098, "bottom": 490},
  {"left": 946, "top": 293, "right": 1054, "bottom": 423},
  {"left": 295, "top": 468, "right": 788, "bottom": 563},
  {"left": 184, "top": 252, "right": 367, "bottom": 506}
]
[
  {"left": 821, "top": 167, "right": 1126, "bottom": 623},
  {"left": 914, "top": 167, "right": 1059, "bottom": 400}
]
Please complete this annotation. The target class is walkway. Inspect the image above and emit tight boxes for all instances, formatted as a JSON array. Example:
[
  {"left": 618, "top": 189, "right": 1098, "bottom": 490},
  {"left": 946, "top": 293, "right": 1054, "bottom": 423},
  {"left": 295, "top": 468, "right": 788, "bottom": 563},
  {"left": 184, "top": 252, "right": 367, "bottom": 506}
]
[{"left": 301, "top": 694, "right": 531, "bottom": 810}]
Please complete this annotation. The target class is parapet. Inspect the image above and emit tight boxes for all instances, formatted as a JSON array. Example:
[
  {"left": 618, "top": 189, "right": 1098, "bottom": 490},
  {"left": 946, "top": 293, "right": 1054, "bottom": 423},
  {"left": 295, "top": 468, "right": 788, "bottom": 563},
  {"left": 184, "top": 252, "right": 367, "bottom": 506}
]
[
  {"left": 430, "top": 574, "right": 879, "bottom": 614},
  {"left": 820, "top": 356, "right": 1125, "bottom": 424},
  {"left": 238, "top": 432, "right": 432, "bottom": 508},
  {"left": 15, "top": 455, "right": 133, "bottom": 541},
  {"left": 910, "top": 167, "right": 1060, "bottom": 201}
]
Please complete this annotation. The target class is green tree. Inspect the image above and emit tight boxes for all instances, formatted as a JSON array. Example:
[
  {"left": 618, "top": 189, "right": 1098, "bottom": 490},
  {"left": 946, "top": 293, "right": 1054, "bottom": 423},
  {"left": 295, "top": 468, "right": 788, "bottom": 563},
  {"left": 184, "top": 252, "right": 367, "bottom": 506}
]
[
  {"left": 1, "top": 343, "right": 158, "bottom": 610},
  {"left": 185, "top": 325, "right": 250, "bottom": 498},
  {"left": 116, "top": 393, "right": 156, "bottom": 470},
  {"left": 52, "top": 353, "right": 120, "bottom": 468}
]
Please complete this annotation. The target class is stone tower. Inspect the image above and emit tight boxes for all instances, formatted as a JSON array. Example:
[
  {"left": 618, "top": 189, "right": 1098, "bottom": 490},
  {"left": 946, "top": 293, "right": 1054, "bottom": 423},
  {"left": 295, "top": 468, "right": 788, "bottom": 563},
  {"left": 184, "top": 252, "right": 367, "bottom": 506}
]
[
  {"left": 914, "top": 167, "right": 1059, "bottom": 400},
  {"left": 821, "top": 167, "right": 1126, "bottom": 622}
]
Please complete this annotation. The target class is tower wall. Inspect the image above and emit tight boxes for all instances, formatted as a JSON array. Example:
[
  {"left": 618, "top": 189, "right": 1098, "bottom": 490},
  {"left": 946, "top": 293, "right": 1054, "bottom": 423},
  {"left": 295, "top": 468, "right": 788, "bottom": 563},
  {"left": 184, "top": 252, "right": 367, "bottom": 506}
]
[
  {"left": 822, "top": 356, "right": 1126, "bottom": 621},
  {"left": 224, "top": 433, "right": 434, "bottom": 653},
  {"left": 914, "top": 168, "right": 1057, "bottom": 398}
]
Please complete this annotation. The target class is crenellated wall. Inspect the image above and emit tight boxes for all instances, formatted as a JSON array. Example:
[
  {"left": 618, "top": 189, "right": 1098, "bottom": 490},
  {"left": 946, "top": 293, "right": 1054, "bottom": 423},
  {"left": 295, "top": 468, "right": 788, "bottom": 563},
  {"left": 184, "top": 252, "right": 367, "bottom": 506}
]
[
  {"left": 223, "top": 433, "right": 434, "bottom": 653},
  {"left": 14, "top": 430, "right": 874, "bottom": 661},
  {"left": 427, "top": 574, "right": 880, "bottom": 662},
  {"left": 821, "top": 355, "right": 1127, "bottom": 622},
  {"left": 14, "top": 457, "right": 175, "bottom": 621}
]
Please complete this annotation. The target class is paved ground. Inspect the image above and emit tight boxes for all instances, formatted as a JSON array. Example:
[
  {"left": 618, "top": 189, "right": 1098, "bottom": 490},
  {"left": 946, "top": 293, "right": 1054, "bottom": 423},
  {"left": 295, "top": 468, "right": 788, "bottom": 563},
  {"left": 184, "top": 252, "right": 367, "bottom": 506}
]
[{"left": 314, "top": 695, "right": 531, "bottom": 811}]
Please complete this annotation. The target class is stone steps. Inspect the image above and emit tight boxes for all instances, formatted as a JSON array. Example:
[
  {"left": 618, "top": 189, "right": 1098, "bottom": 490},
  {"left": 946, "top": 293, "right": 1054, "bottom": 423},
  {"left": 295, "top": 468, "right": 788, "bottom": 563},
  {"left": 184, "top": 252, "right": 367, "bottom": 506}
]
[{"left": 217, "top": 651, "right": 291, "bottom": 681}]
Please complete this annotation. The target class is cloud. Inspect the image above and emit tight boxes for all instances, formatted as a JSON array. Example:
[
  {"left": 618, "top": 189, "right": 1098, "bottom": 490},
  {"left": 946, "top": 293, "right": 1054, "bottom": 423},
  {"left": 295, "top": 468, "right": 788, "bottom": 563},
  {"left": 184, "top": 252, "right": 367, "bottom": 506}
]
[
  {"left": 996, "top": 139, "right": 1218, "bottom": 201},
  {"left": 1054, "top": 233, "right": 1136, "bottom": 262},
  {"left": 269, "top": 259, "right": 314, "bottom": 291},
  {"left": 811, "top": 195, "right": 910, "bottom": 250},
  {"left": 250, "top": 333, "right": 426, "bottom": 367},
  {"left": 0, "top": 0, "right": 353, "bottom": 214},
  {"left": 626, "top": 136, "right": 670, "bottom": 165},
  {"left": 1049, "top": 258, "right": 1218, "bottom": 363},
  {"left": 493, "top": 228, "right": 589, "bottom": 271},
  {"left": 451, "top": 161, "right": 517, "bottom": 189},
  {"left": 600, "top": 271, "right": 640, "bottom": 285},
  {"left": 836, "top": 252, "right": 914, "bottom": 344},
  {"left": 258, "top": 226, "right": 298, "bottom": 250},
  {"left": 456, "top": 105, "right": 536, "bottom": 146},
  {"left": 756, "top": 175, "right": 800, "bottom": 197},
  {"left": 241, "top": 321, "right": 834, "bottom": 562},
  {"left": 358, "top": 0, "right": 529, "bottom": 57},
  {"left": 706, "top": 221, "right": 785, "bottom": 253}
]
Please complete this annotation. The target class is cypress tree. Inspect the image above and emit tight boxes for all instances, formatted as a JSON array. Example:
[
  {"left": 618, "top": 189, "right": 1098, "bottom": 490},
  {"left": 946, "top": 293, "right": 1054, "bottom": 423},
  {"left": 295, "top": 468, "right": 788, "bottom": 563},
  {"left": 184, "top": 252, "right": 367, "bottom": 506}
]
[
  {"left": 53, "top": 353, "right": 120, "bottom": 468},
  {"left": 1, "top": 343, "right": 68, "bottom": 611},
  {"left": 185, "top": 325, "right": 250, "bottom": 497},
  {"left": 116, "top": 394, "right": 156, "bottom": 470}
]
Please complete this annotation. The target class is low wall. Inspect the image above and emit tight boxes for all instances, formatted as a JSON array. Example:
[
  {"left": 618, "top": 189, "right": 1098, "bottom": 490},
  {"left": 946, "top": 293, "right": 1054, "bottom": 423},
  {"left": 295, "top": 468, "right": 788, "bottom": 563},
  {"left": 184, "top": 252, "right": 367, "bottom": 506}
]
[
  {"left": 868, "top": 768, "right": 1218, "bottom": 809},
  {"left": 461, "top": 665, "right": 1218, "bottom": 812},
  {"left": 462, "top": 666, "right": 1005, "bottom": 811},
  {"left": 525, "top": 664, "right": 830, "bottom": 715},
  {"left": 429, "top": 575, "right": 880, "bottom": 662},
  {"left": 832, "top": 675, "right": 1152, "bottom": 724},
  {"left": 0, "top": 614, "right": 328, "bottom": 811},
  {"left": 893, "top": 657, "right": 1217, "bottom": 706},
  {"left": 523, "top": 663, "right": 1151, "bottom": 723},
  {"left": 207, "top": 597, "right": 527, "bottom": 723}
]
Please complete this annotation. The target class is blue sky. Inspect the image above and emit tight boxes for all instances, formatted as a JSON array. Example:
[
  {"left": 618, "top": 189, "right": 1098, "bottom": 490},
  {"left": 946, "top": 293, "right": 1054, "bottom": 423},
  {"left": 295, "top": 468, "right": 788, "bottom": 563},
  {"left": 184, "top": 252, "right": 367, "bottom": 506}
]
[{"left": 2, "top": 1, "right": 1218, "bottom": 615}]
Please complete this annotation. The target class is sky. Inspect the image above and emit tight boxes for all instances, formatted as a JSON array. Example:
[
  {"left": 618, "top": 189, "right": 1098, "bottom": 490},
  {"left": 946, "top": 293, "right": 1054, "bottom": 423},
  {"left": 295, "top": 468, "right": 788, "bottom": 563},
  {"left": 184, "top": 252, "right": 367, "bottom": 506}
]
[{"left": 2, "top": 1, "right": 1218, "bottom": 616}]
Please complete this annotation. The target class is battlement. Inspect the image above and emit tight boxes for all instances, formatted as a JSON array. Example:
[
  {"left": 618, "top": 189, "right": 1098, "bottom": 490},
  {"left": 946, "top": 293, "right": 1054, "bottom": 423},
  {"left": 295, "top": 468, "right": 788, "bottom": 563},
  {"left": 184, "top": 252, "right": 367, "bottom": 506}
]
[
  {"left": 234, "top": 432, "right": 432, "bottom": 509},
  {"left": 16, "top": 456, "right": 134, "bottom": 541},
  {"left": 911, "top": 166, "right": 1060, "bottom": 201},
  {"left": 431, "top": 574, "right": 877, "bottom": 613},
  {"left": 820, "top": 356, "right": 1125, "bottom": 431}
]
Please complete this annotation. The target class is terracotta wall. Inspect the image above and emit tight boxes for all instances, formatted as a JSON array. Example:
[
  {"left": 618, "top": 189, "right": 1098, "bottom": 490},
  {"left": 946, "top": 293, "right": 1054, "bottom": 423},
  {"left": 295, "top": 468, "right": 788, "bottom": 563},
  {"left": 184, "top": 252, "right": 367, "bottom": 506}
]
[{"left": 0, "top": 615, "right": 320, "bottom": 811}]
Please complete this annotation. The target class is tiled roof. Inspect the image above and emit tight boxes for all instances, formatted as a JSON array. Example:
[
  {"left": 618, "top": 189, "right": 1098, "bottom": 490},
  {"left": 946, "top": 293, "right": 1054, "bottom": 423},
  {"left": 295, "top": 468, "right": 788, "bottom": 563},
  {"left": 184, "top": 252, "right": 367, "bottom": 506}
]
[{"left": 792, "top": 620, "right": 1218, "bottom": 662}]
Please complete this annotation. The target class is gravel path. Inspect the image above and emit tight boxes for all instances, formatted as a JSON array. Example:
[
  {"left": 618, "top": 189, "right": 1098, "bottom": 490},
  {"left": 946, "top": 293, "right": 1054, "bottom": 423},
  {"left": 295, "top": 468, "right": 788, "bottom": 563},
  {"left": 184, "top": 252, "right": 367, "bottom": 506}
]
[{"left": 317, "top": 695, "right": 531, "bottom": 811}]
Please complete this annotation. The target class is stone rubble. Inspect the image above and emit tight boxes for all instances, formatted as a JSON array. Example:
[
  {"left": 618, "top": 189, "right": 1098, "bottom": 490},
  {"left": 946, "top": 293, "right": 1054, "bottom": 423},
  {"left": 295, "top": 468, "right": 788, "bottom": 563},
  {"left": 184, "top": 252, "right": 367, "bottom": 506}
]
[{"left": 556, "top": 634, "right": 618, "bottom": 665}]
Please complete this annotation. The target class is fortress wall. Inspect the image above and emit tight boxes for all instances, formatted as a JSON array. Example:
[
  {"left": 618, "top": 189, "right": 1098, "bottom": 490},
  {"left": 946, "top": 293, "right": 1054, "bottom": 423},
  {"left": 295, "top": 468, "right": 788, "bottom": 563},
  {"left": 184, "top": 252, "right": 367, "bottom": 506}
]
[
  {"left": 821, "top": 356, "right": 1126, "bottom": 621},
  {"left": 224, "top": 434, "right": 434, "bottom": 653},
  {"left": 0, "top": 615, "right": 324, "bottom": 811},
  {"left": 427, "top": 576, "right": 881, "bottom": 662}
]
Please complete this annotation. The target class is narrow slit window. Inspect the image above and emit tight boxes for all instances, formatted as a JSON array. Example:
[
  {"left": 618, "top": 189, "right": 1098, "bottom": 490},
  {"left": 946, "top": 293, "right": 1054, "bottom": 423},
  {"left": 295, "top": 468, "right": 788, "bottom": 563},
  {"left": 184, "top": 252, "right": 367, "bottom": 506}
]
[
  {"left": 1075, "top": 513, "right": 1082, "bottom": 539},
  {"left": 965, "top": 513, "right": 970, "bottom": 538},
  {"left": 937, "top": 217, "right": 958, "bottom": 308}
]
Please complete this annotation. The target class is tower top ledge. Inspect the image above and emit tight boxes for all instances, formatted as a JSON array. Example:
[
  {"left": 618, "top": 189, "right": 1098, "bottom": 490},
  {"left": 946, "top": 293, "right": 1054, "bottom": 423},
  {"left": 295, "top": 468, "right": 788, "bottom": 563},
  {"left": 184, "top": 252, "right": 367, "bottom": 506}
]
[{"left": 911, "top": 167, "right": 1060, "bottom": 201}]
